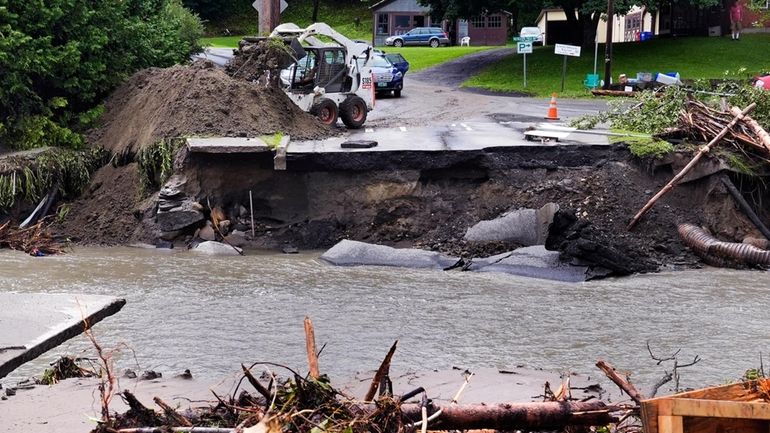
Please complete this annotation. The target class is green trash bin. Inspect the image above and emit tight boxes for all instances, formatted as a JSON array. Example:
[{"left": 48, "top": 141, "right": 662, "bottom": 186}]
[{"left": 583, "top": 73, "right": 600, "bottom": 89}]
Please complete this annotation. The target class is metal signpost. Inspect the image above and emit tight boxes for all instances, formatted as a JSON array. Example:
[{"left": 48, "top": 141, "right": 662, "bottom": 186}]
[
  {"left": 513, "top": 36, "right": 537, "bottom": 88},
  {"left": 554, "top": 43, "right": 581, "bottom": 92}
]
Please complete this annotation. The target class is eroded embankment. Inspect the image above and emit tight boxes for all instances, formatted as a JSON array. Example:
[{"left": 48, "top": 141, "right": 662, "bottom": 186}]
[{"left": 91, "top": 143, "right": 764, "bottom": 277}]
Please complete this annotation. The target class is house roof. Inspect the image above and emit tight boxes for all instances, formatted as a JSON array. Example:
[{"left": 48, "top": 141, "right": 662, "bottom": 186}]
[
  {"left": 535, "top": 8, "right": 563, "bottom": 25},
  {"left": 369, "top": 0, "right": 397, "bottom": 10}
]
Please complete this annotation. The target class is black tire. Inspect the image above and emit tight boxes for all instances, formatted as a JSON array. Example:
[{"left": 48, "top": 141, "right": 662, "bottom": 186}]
[
  {"left": 310, "top": 98, "right": 338, "bottom": 126},
  {"left": 393, "top": 89, "right": 402, "bottom": 98},
  {"left": 429, "top": 38, "right": 440, "bottom": 48},
  {"left": 394, "top": 39, "right": 404, "bottom": 47},
  {"left": 340, "top": 96, "right": 368, "bottom": 129}
]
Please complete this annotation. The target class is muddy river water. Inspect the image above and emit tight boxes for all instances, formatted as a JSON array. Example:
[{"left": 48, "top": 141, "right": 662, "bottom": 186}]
[{"left": 2, "top": 247, "right": 769, "bottom": 391}]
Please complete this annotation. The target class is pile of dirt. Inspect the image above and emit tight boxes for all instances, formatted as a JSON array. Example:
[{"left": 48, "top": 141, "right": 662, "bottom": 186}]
[
  {"left": 54, "top": 163, "right": 155, "bottom": 245},
  {"left": 226, "top": 39, "right": 295, "bottom": 84},
  {"left": 89, "top": 60, "right": 330, "bottom": 158}
]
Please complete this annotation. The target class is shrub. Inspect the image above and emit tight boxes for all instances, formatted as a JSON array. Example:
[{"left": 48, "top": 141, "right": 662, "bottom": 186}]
[{"left": 0, "top": 0, "right": 203, "bottom": 150}]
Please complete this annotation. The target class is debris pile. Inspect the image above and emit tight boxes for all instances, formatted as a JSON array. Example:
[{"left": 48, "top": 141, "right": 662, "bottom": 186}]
[
  {"left": 0, "top": 218, "right": 64, "bottom": 255},
  {"left": 226, "top": 39, "right": 295, "bottom": 84}
]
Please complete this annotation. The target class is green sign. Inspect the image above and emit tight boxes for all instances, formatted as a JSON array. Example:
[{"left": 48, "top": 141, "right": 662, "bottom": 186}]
[{"left": 513, "top": 36, "right": 539, "bottom": 42}]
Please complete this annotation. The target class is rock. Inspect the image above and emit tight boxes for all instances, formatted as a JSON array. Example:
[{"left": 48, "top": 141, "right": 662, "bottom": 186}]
[
  {"left": 464, "top": 203, "right": 559, "bottom": 246},
  {"left": 175, "top": 369, "right": 193, "bottom": 379},
  {"left": 140, "top": 370, "right": 162, "bottom": 381},
  {"left": 192, "top": 241, "right": 243, "bottom": 256},
  {"left": 5, "top": 387, "right": 16, "bottom": 396},
  {"left": 238, "top": 205, "right": 249, "bottom": 218},
  {"left": 282, "top": 245, "right": 299, "bottom": 254},
  {"left": 123, "top": 369, "right": 137, "bottom": 379},
  {"left": 155, "top": 239, "right": 174, "bottom": 249},
  {"left": 320, "top": 240, "right": 458, "bottom": 269},
  {"left": 159, "top": 186, "right": 183, "bottom": 199},
  {"left": 156, "top": 199, "right": 205, "bottom": 232},
  {"left": 224, "top": 230, "right": 247, "bottom": 247},
  {"left": 160, "top": 230, "right": 182, "bottom": 241},
  {"left": 198, "top": 223, "right": 216, "bottom": 241},
  {"left": 466, "top": 246, "right": 589, "bottom": 282},
  {"left": 218, "top": 219, "right": 231, "bottom": 234}
]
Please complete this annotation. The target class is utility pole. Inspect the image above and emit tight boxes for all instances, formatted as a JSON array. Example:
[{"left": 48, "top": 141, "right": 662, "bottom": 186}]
[
  {"left": 258, "top": 0, "right": 281, "bottom": 35},
  {"left": 602, "top": 0, "right": 614, "bottom": 89}
]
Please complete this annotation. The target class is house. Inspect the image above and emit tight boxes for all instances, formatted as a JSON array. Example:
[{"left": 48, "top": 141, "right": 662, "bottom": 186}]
[
  {"left": 535, "top": 0, "right": 768, "bottom": 45},
  {"left": 369, "top": 0, "right": 511, "bottom": 46}
]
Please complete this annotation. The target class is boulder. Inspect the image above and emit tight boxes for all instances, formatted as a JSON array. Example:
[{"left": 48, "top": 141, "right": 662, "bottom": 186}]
[
  {"left": 156, "top": 199, "right": 205, "bottom": 232},
  {"left": 467, "top": 245, "right": 589, "bottom": 282},
  {"left": 198, "top": 223, "right": 216, "bottom": 241},
  {"left": 464, "top": 203, "right": 559, "bottom": 246},
  {"left": 224, "top": 230, "right": 247, "bottom": 247},
  {"left": 320, "top": 240, "right": 458, "bottom": 269},
  {"left": 191, "top": 241, "right": 242, "bottom": 256}
]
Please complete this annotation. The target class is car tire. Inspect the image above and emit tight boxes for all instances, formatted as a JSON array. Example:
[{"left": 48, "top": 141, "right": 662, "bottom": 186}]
[
  {"left": 429, "top": 38, "right": 439, "bottom": 48},
  {"left": 310, "top": 98, "right": 338, "bottom": 126},
  {"left": 393, "top": 89, "right": 402, "bottom": 98},
  {"left": 340, "top": 96, "right": 368, "bottom": 129},
  {"left": 394, "top": 39, "right": 404, "bottom": 47}
]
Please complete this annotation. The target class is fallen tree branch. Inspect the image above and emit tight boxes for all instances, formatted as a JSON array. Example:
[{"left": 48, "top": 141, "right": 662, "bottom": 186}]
[
  {"left": 364, "top": 340, "right": 398, "bottom": 402},
  {"left": 596, "top": 360, "right": 644, "bottom": 405}
]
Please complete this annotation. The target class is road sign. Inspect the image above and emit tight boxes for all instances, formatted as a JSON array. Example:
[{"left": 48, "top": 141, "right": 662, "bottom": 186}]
[
  {"left": 554, "top": 44, "right": 581, "bottom": 57},
  {"left": 252, "top": 0, "right": 288, "bottom": 13},
  {"left": 517, "top": 41, "right": 532, "bottom": 54},
  {"left": 513, "top": 36, "right": 539, "bottom": 42}
]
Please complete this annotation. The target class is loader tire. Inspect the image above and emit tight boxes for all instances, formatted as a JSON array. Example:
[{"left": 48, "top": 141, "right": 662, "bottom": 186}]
[
  {"left": 340, "top": 96, "right": 368, "bottom": 129},
  {"left": 310, "top": 99, "right": 338, "bottom": 126}
]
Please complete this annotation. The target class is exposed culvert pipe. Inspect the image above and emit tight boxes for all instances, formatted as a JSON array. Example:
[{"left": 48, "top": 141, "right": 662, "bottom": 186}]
[{"left": 677, "top": 223, "right": 770, "bottom": 268}]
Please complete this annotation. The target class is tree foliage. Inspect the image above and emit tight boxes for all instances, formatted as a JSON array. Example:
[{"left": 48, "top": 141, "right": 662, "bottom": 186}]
[{"left": 0, "top": 0, "right": 203, "bottom": 150}]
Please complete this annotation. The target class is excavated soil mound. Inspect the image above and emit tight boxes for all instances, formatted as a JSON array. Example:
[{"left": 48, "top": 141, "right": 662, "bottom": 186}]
[{"left": 89, "top": 60, "right": 330, "bottom": 157}]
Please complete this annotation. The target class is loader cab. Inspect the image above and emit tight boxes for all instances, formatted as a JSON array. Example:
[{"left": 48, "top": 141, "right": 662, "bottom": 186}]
[{"left": 289, "top": 47, "right": 350, "bottom": 93}]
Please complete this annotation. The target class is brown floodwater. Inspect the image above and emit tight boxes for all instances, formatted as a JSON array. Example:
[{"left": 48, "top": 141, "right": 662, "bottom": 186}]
[{"left": 1, "top": 246, "right": 769, "bottom": 391}]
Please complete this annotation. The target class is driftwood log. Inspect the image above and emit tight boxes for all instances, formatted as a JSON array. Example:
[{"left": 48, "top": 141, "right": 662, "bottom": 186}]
[{"left": 399, "top": 400, "right": 617, "bottom": 430}]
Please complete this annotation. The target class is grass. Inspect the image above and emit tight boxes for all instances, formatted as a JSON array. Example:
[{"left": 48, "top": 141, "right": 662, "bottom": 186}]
[
  {"left": 202, "top": 0, "right": 372, "bottom": 41},
  {"left": 380, "top": 46, "right": 496, "bottom": 72},
  {"left": 200, "top": 38, "right": 497, "bottom": 73},
  {"left": 464, "top": 34, "right": 770, "bottom": 97}
]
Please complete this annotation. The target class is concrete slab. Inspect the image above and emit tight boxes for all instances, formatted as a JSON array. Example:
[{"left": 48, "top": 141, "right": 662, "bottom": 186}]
[
  {"left": 0, "top": 293, "right": 125, "bottom": 379},
  {"left": 187, "top": 137, "right": 272, "bottom": 154}
]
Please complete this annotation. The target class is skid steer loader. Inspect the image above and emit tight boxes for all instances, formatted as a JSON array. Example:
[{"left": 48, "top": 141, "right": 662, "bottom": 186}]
[{"left": 239, "top": 23, "right": 376, "bottom": 129}]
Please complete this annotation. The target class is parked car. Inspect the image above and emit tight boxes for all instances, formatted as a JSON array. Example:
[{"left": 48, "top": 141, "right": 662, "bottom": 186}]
[
  {"left": 385, "top": 27, "right": 449, "bottom": 48},
  {"left": 519, "top": 27, "right": 544, "bottom": 45},
  {"left": 359, "top": 53, "right": 410, "bottom": 97}
]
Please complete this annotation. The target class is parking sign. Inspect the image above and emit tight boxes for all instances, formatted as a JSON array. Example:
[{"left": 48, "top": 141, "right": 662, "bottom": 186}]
[{"left": 517, "top": 42, "right": 533, "bottom": 54}]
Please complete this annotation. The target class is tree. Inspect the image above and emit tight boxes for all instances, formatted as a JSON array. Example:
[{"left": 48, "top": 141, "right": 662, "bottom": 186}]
[{"left": 0, "top": 0, "right": 203, "bottom": 150}]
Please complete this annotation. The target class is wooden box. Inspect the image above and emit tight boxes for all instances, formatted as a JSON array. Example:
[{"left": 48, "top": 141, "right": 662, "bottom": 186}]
[{"left": 641, "top": 379, "right": 770, "bottom": 433}]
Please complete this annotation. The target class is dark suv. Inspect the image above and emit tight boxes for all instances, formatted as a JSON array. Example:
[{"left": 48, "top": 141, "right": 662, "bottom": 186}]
[{"left": 385, "top": 27, "right": 449, "bottom": 48}]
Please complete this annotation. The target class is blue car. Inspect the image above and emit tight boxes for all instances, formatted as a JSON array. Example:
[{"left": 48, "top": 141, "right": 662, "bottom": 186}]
[
  {"left": 385, "top": 27, "right": 450, "bottom": 48},
  {"left": 365, "top": 53, "right": 410, "bottom": 97}
]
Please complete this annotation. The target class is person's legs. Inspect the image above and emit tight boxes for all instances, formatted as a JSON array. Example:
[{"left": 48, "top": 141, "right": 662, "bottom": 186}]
[
  {"left": 731, "top": 21, "right": 738, "bottom": 39},
  {"left": 736, "top": 21, "right": 742, "bottom": 39}
]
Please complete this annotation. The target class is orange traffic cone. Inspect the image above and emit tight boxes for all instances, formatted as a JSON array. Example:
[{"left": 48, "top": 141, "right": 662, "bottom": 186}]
[{"left": 545, "top": 93, "right": 560, "bottom": 120}]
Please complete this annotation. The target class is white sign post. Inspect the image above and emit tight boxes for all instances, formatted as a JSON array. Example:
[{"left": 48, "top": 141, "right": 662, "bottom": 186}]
[
  {"left": 513, "top": 36, "right": 537, "bottom": 89},
  {"left": 517, "top": 41, "right": 532, "bottom": 88},
  {"left": 554, "top": 43, "right": 581, "bottom": 92}
]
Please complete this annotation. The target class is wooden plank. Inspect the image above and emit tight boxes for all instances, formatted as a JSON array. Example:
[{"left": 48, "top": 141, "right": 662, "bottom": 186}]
[
  {"left": 684, "top": 417, "right": 767, "bottom": 433},
  {"left": 658, "top": 415, "right": 683, "bottom": 433},
  {"left": 641, "top": 400, "right": 660, "bottom": 433},
  {"left": 670, "top": 398, "right": 770, "bottom": 420},
  {"left": 643, "top": 381, "right": 760, "bottom": 403}
]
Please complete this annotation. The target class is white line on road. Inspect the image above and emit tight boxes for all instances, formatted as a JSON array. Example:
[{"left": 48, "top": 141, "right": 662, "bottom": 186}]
[
  {"left": 460, "top": 123, "right": 473, "bottom": 131},
  {"left": 399, "top": 126, "right": 407, "bottom": 132},
  {"left": 365, "top": 128, "right": 374, "bottom": 133}
]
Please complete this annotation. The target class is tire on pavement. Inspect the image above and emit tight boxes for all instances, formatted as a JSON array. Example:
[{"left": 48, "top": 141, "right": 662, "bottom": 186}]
[
  {"left": 310, "top": 98, "right": 339, "bottom": 126},
  {"left": 429, "top": 38, "right": 439, "bottom": 48},
  {"left": 393, "top": 89, "right": 402, "bottom": 98},
  {"left": 340, "top": 96, "right": 368, "bottom": 129},
  {"left": 394, "top": 39, "right": 404, "bottom": 47}
]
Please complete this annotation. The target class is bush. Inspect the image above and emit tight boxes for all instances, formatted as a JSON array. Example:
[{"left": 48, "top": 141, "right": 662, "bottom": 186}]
[{"left": 0, "top": 0, "right": 203, "bottom": 151}]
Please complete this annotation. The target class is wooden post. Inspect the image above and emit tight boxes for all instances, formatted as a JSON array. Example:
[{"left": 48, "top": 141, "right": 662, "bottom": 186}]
[
  {"left": 258, "top": 0, "right": 280, "bottom": 35},
  {"left": 627, "top": 103, "right": 756, "bottom": 230},
  {"left": 303, "top": 316, "right": 320, "bottom": 379}
]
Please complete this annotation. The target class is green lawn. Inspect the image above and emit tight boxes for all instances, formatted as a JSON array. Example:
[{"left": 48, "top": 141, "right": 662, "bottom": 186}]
[
  {"left": 464, "top": 34, "right": 770, "bottom": 97},
  {"left": 201, "top": 37, "right": 497, "bottom": 73},
  {"left": 380, "top": 46, "right": 496, "bottom": 72}
]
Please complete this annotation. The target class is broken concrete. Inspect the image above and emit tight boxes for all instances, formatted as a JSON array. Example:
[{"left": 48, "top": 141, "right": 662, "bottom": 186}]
[
  {"left": 320, "top": 239, "right": 459, "bottom": 269},
  {"left": 464, "top": 203, "right": 559, "bottom": 246},
  {"left": 465, "top": 245, "right": 589, "bottom": 282},
  {"left": 191, "top": 241, "right": 242, "bottom": 255},
  {"left": 187, "top": 137, "right": 273, "bottom": 154}
]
